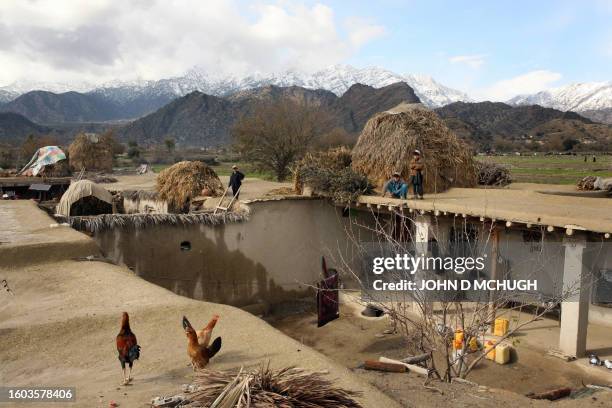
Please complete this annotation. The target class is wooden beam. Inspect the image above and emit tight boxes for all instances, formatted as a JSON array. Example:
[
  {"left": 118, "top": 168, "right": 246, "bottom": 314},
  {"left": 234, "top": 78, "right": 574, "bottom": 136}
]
[{"left": 489, "top": 227, "right": 500, "bottom": 333}]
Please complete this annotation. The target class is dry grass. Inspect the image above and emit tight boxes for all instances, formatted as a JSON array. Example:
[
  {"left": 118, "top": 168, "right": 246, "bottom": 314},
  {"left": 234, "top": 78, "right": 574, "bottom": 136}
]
[
  {"left": 295, "top": 147, "right": 372, "bottom": 202},
  {"left": 185, "top": 365, "right": 363, "bottom": 407},
  {"left": 55, "top": 211, "right": 248, "bottom": 233},
  {"left": 157, "top": 161, "right": 223, "bottom": 211},
  {"left": 476, "top": 160, "right": 512, "bottom": 186},
  {"left": 351, "top": 103, "right": 477, "bottom": 193},
  {"left": 68, "top": 133, "right": 113, "bottom": 172}
]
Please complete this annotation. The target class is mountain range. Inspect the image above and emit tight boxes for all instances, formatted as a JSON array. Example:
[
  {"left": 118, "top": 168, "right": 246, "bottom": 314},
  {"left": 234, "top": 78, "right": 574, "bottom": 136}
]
[
  {"left": 0, "top": 65, "right": 468, "bottom": 122},
  {"left": 115, "top": 82, "right": 420, "bottom": 146},
  {"left": 509, "top": 81, "right": 612, "bottom": 124},
  {"left": 4, "top": 81, "right": 609, "bottom": 152},
  {"left": 1, "top": 65, "right": 610, "bottom": 125}
]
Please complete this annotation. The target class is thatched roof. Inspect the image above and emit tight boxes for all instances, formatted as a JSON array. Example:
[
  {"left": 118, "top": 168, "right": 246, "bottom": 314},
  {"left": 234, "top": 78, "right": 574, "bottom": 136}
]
[
  {"left": 56, "top": 211, "right": 248, "bottom": 233},
  {"left": 351, "top": 103, "right": 477, "bottom": 193},
  {"left": 68, "top": 133, "right": 113, "bottom": 172},
  {"left": 156, "top": 161, "right": 223, "bottom": 211}
]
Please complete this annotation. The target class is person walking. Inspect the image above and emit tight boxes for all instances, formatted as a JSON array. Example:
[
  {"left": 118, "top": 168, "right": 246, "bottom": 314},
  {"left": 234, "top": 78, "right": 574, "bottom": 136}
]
[
  {"left": 228, "top": 165, "right": 244, "bottom": 199},
  {"left": 409, "top": 150, "right": 424, "bottom": 199}
]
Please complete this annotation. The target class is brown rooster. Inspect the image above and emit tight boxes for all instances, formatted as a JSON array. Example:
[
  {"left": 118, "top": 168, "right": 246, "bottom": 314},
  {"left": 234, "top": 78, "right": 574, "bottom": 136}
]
[
  {"left": 182, "top": 315, "right": 221, "bottom": 370},
  {"left": 116, "top": 312, "right": 141, "bottom": 385}
]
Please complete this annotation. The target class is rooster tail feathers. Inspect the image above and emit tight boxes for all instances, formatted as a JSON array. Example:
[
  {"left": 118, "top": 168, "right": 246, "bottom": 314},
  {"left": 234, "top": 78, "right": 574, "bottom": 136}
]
[
  {"left": 128, "top": 344, "right": 141, "bottom": 361},
  {"left": 182, "top": 316, "right": 192, "bottom": 330},
  {"left": 208, "top": 336, "right": 222, "bottom": 358}
]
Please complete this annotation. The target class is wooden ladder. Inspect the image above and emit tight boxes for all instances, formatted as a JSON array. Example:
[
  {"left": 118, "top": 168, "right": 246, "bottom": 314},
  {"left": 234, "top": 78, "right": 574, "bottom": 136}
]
[{"left": 213, "top": 185, "right": 240, "bottom": 214}]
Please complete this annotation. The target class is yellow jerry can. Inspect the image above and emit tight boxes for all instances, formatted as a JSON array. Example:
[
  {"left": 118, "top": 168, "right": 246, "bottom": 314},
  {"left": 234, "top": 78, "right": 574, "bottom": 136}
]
[
  {"left": 485, "top": 340, "right": 496, "bottom": 361},
  {"left": 495, "top": 343, "right": 511, "bottom": 365},
  {"left": 494, "top": 318, "right": 509, "bottom": 337}
]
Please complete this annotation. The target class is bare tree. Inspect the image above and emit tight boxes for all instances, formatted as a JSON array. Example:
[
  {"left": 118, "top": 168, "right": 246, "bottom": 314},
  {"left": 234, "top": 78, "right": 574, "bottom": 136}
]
[
  {"left": 332, "top": 207, "right": 594, "bottom": 382},
  {"left": 232, "top": 100, "right": 330, "bottom": 181}
]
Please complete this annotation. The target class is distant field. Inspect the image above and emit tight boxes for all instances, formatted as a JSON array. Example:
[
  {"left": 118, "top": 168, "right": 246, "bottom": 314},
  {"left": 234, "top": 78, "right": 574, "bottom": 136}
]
[
  {"left": 478, "top": 155, "right": 612, "bottom": 184},
  {"left": 151, "top": 162, "right": 276, "bottom": 180}
]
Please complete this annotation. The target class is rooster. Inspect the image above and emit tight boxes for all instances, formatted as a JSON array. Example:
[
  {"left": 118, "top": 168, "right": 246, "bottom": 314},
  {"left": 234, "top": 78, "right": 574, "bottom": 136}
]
[
  {"left": 116, "top": 312, "right": 141, "bottom": 385},
  {"left": 182, "top": 315, "right": 222, "bottom": 370}
]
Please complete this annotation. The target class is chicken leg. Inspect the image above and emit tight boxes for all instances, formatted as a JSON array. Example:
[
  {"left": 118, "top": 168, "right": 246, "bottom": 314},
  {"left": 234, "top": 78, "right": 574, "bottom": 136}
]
[{"left": 127, "top": 365, "right": 133, "bottom": 383}]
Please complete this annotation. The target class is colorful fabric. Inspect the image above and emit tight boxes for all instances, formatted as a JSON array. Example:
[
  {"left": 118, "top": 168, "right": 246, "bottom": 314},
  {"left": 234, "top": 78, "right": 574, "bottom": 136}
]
[{"left": 19, "top": 146, "right": 67, "bottom": 176}]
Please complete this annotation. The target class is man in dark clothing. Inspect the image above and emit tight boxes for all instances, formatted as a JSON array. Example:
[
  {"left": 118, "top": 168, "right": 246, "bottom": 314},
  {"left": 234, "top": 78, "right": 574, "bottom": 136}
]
[
  {"left": 229, "top": 165, "right": 244, "bottom": 199},
  {"left": 409, "top": 150, "right": 424, "bottom": 199}
]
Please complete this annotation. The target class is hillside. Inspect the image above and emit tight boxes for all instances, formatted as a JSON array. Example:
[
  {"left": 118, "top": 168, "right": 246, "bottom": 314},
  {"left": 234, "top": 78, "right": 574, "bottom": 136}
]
[
  {"left": 0, "top": 91, "right": 122, "bottom": 123},
  {"left": 334, "top": 82, "right": 420, "bottom": 132},
  {"left": 434, "top": 102, "right": 608, "bottom": 150},
  {"left": 0, "top": 112, "right": 51, "bottom": 143},
  {"left": 116, "top": 92, "right": 235, "bottom": 147},
  {"left": 581, "top": 107, "right": 612, "bottom": 125},
  {"left": 117, "top": 82, "right": 421, "bottom": 146}
]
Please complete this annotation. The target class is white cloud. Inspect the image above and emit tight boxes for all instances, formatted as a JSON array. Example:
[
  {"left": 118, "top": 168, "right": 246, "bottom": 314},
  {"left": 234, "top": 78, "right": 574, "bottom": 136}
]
[
  {"left": 476, "top": 70, "right": 563, "bottom": 101},
  {"left": 449, "top": 54, "right": 486, "bottom": 69},
  {"left": 344, "top": 17, "right": 386, "bottom": 48},
  {"left": 0, "top": 0, "right": 384, "bottom": 86}
]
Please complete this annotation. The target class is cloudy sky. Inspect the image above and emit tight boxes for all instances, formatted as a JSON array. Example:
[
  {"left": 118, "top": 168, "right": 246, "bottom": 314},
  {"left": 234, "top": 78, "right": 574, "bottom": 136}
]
[{"left": 0, "top": 0, "right": 610, "bottom": 100}]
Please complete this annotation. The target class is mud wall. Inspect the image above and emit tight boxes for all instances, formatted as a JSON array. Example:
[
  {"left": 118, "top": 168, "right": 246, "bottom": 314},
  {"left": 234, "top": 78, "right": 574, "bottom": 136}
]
[{"left": 95, "top": 199, "right": 374, "bottom": 307}]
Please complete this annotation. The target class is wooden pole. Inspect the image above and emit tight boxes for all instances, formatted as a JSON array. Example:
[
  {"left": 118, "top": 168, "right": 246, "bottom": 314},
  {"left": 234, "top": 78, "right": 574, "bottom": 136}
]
[{"left": 489, "top": 226, "right": 499, "bottom": 332}]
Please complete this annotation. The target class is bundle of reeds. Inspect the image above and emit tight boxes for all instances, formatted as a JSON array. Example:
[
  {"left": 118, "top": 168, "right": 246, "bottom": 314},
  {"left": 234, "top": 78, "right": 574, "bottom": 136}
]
[
  {"left": 120, "top": 190, "right": 160, "bottom": 201},
  {"left": 185, "top": 365, "right": 363, "bottom": 407},
  {"left": 577, "top": 175, "right": 598, "bottom": 190},
  {"left": 43, "top": 159, "right": 71, "bottom": 177},
  {"left": 476, "top": 160, "right": 512, "bottom": 186},
  {"left": 157, "top": 161, "right": 223, "bottom": 211},
  {"left": 351, "top": 103, "right": 477, "bottom": 193},
  {"left": 295, "top": 147, "right": 372, "bottom": 202},
  {"left": 56, "top": 211, "right": 248, "bottom": 233},
  {"left": 68, "top": 133, "right": 113, "bottom": 172}
]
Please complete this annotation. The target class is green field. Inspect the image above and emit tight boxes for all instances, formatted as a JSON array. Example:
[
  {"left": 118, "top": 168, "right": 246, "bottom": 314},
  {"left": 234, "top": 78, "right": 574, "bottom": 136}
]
[
  {"left": 151, "top": 162, "right": 276, "bottom": 180},
  {"left": 479, "top": 155, "right": 612, "bottom": 184}
]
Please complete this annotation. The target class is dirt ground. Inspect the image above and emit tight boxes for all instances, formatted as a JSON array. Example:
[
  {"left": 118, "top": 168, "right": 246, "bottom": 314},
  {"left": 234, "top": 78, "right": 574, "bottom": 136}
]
[
  {"left": 270, "top": 304, "right": 612, "bottom": 408},
  {"left": 0, "top": 201, "right": 398, "bottom": 408}
]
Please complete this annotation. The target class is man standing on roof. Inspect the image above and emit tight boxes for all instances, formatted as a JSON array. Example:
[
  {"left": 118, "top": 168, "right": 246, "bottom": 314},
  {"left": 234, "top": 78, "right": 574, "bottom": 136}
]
[
  {"left": 409, "top": 150, "right": 424, "bottom": 199},
  {"left": 229, "top": 165, "right": 244, "bottom": 199},
  {"left": 382, "top": 171, "right": 408, "bottom": 199}
]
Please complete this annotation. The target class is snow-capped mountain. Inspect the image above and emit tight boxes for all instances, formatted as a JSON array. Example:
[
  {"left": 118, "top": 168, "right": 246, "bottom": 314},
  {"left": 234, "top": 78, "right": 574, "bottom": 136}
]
[
  {"left": 0, "top": 65, "right": 471, "bottom": 108},
  {"left": 0, "top": 90, "right": 19, "bottom": 104},
  {"left": 508, "top": 81, "right": 612, "bottom": 112}
]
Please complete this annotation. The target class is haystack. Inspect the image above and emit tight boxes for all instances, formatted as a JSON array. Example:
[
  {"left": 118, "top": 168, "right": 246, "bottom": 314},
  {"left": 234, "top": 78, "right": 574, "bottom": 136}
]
[
  {"left": 351, "top": 103, "right": 477, "bottom": 193},
  {"left": 157, "top": 161, "right": 223, "bottom": 211},
  {"left": 68, "top": 133, "right": 113, "bottom": 172}
]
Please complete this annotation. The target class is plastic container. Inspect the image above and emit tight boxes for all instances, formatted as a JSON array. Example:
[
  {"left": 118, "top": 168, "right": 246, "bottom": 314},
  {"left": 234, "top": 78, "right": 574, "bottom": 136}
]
[
  {"left": 468, "top": 337, "right": 479, "bottom": 352},
  {"left": 494, "top": 318, "right": 509, "bottom": 337},
  {"left": 455, "top": 329, "right": 464, "bottom": 342},
  {"left": 495, "top": 343, "right": 511, "bottom": 364},
  {"left": 485, "top": 340, "right": 496, "bottom": 360}
]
